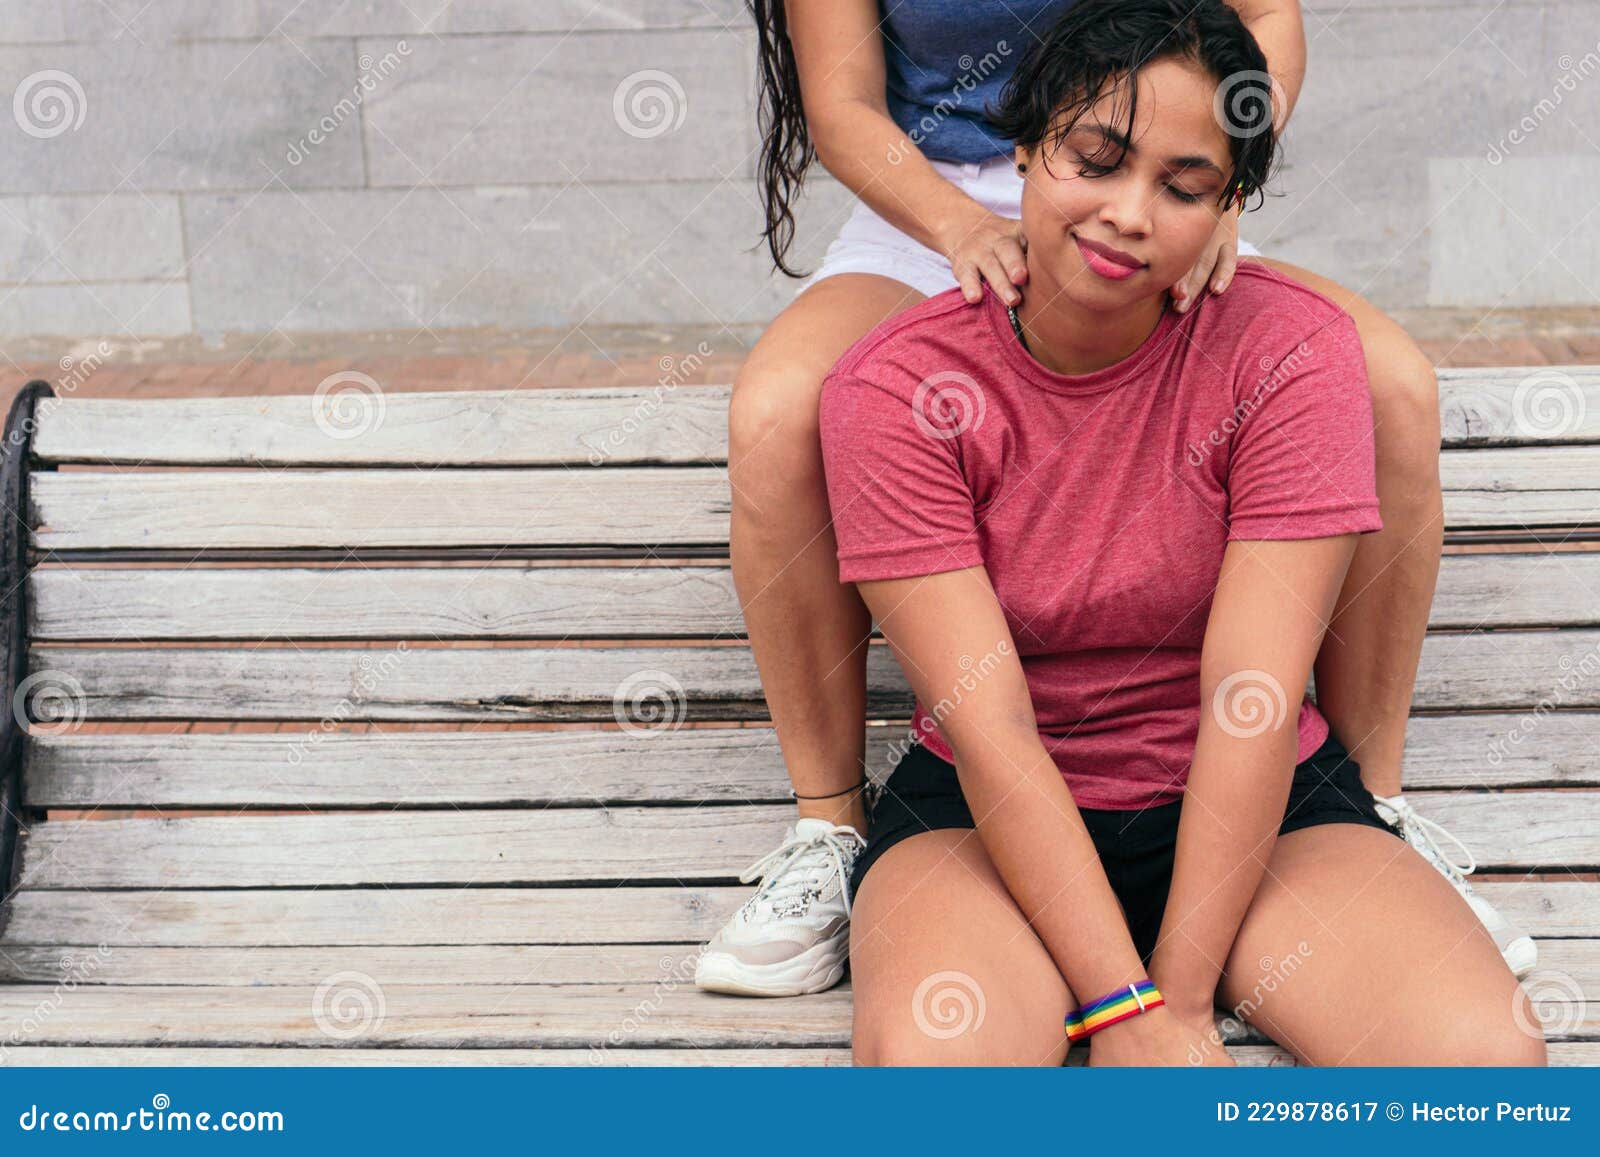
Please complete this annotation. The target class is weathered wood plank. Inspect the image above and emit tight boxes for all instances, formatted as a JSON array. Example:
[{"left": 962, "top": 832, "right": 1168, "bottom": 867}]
[
  {"left": 24, "top": 370, "right": 1600, "bottom": 470},
  {"left": 4, "top": 882, "right": 1591, "bottom": 949},
  {"left": 22, "top": 728, "right": 912, "bottom": 807},
  {"left": 31, "top": 469, "right": 734, "bottom": 551},
  {"left": 0, "top": 984, "right": 1589, "bottom": 1048},
  {"left": 0, "top": 1046, "right": 858, "bottom": 1067},
  {"left": 20, "top": 1043, "right": 1597, "bottom": 1066},
  {"left": 2, "top": 939, "right": 1594, "bottom": 989},
  {"left": 21, "top": 713, "right": 1600, "bottom": 809},
  {"left": 22, "top": 643, "right": 912, "bottom": 722},
  {"left": 28, "top": 551, "right": 1600, "bottom": 641},
  {"left": 24, "top": 628, "right": 1600, "bottom": 722},
  {"left": 26, "top": 449, "right": 1600, "bottom": 553},
  {"left": 1438, "top": 366, "right": 1600, "bottom": 447},
  {"left": 14, "top": 806, "right": 800, "bottom": 889},
  {"left": 30, "top": 389, "right": 734, "bottom": 467},
  {"left": 13, "top": 794, "right": 1599, "bottom": 890}
]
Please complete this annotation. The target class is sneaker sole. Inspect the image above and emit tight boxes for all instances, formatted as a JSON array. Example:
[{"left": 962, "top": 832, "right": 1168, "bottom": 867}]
[{"left": 693, "top": 937, "right": 848, "bottom": 998}]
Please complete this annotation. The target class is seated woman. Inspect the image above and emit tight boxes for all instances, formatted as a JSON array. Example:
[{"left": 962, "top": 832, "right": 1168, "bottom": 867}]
[{"left": 817, "top": 0, "right": 1546, "bottom": 1067}]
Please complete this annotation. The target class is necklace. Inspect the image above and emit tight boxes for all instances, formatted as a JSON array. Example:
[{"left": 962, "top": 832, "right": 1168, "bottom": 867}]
[{"left": 1006, "top": 303, "right": 1031, "bottom": 354}]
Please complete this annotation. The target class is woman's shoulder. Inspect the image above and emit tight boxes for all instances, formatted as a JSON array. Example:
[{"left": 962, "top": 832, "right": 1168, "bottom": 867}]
[
  {"left": 1195, "top": 261, "right": 1360, "bottom": 346},
  {"left": 826, "top": 287, "right": 987, "bottom": 389}
]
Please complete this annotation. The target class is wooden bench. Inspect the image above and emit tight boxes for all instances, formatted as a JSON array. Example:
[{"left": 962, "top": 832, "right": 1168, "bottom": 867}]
[{"left": 0, "top": 367, "right": 1596, "bottom": 1066}]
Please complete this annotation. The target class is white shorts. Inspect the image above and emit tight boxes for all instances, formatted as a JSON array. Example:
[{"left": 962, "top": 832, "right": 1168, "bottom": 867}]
[{"left": 795, "top": 154, "right": 1263, "bottom": 299}]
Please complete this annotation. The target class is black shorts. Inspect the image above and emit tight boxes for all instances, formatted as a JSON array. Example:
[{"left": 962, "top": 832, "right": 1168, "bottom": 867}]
[{"left": 847, "top": 729, "right": 1403, "bottom": 965}]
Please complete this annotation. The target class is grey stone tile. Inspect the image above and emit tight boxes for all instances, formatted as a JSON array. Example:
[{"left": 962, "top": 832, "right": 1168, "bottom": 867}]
[
  {"left": 360, "top": 29, "right": 757, "bottom": 187},
  {"left": 0, "top": 193, "right": 183, "bottom": 281},
  {"left": 0, "top": 278, "right": 189, "bottom": 337},
  {"left": 0, "top": 39, "right": 364, "bottom": 193}
]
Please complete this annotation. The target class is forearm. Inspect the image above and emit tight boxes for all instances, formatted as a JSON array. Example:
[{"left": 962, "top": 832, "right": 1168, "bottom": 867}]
[
  {"left": 1226, "top": 0, "right": 1306, "bottom": 126},
  {"left": 1147, "top": 722, "right": 1298, "bottom": 1015},
  {"left": 808, "top": 99, "right": 988, "bottom": 256},
  {"left": 953, "top": 730, "right": 1149, "bottom": 1002}
]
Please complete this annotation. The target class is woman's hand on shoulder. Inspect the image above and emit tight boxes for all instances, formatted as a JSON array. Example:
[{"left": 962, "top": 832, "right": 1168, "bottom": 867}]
[
  {"left": 940, "top": 207, "right": 1028, "bottom": 306},
  {"left": 1170, "top": 202, "right": 1242, "bottom": 314}
]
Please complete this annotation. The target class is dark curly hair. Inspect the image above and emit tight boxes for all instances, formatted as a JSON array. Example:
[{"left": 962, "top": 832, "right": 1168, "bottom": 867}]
[
  {"left": 988, "top": 0, "right": 1280, "bottom": 213},
  {"left": 749, "top": 0, "right": 1279, "bottom": 275}
]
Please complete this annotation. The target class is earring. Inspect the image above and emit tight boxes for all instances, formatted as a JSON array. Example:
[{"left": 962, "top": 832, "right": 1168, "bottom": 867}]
[{"left": 1017, "top": 163, "right": 1028, "bottom": 173}]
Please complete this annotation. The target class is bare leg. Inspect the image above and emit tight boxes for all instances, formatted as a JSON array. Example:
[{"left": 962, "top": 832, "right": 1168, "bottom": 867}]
[
  {"left": 1250, "top": 258, "right": 1444, "bottom": 798},
  {"left": 1217, "top": 823, "right": 1546, "bottom": 1066},
  {"left": 849, "top": 829, "right": 1078, "bottom": 1065},
  {"left": 728, "top": 274, "right": 927, "bottom": 830}
]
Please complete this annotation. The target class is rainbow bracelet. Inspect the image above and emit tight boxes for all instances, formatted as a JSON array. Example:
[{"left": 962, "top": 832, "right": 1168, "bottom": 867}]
[{"left": 1064, "top": 980, "right": 1164, "bottom": 1042}]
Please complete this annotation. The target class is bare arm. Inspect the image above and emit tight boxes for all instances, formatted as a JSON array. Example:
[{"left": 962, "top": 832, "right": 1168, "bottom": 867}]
[
  {"left": 1225, "top": 0, "right": 1306, "bottom": 128},
  {"left": 1148, "top": 534, "right": 1358, "bottom": 1018},
  {"left": 786, "top": 0, "right": 1025, "bottom": 300},
  {"left": 853, "top": 564, "right": 1151, "bottom": 1005}
]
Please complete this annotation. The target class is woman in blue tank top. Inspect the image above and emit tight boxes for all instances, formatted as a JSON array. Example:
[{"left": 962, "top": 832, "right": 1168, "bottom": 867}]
[{"left": 699, "top": 0, "right": 1535, "bottom": 1012}]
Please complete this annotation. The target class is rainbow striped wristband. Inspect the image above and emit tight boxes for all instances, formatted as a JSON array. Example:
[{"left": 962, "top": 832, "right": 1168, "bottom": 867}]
[{"left": 1064, "top": 980, "right": 1164, "bottom": 1042}]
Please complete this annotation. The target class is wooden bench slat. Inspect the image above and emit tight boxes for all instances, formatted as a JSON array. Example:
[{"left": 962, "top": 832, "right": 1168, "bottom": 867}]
[
  {"left": 27, "top": 450, "right": 1600, "bottom": 553},
  {"left": 23, "top": 643, "right": 910, "bottom": 722},
  {"left": 21, "top": 713, "right": 1600, "bottom": 809},
  {"left": 0, "top": 1046, "right": 859, "bottom": 1067},
  {"left": 30, "top": 389, "right": 734, "bottom": 467},
  {"left": 28, "top": 552, "right": 1600, "bottom": 641},
  {"left": 0, "top": 983, "right": 1590, "bottom": 1048},
  {"left": 6, "top": 881, "right": 1593, "bottom": 948},
  {"left": 31, "top": 468, "right": 734, "bottom": 552},
  {"left": 25, "top": 629, "right": 1600, "bottom": 722},
  {"left": 24, "top": 370, "right": 1600, "bottom": 469},
  {"left": 2, "top": 938, "right": 1594, "bottom": 989},
  {"left": 3, "top": 1042, "right": 1595, "bottom": 1066},
  {"left": 13, "top": 795, "right": 1598, "bottom": 890}
]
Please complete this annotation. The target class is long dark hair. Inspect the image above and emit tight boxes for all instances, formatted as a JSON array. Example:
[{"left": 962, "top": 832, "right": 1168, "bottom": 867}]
[
  {"left": 750, "top": 0, "right": 814, "bottom": 278},
  {"left": 749, "top": 0, "right": 1277, "bottom": 276}
]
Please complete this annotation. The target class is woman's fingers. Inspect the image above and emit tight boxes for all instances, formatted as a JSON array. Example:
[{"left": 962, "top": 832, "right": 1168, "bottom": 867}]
[
  {"left": 977, "top": 251, "right": 1021, "bottom": 304},
  {"left": 955, "top": 258, "right": 985, "bottom": 304},
  {"left": 1210, "top": 246, "right": 1238, "bottom": 294},
  {"left": 996, "top": 235, "right": 1029, "bottom": 287}
]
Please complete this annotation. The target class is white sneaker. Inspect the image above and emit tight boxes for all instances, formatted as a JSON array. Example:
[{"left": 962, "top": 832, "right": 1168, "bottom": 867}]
[
  {"left": 694, "top": 817, "right": 865, "bottom": 997},
  {"left": 1371, "top": 792, "right": 1538, "bottom": 979}
]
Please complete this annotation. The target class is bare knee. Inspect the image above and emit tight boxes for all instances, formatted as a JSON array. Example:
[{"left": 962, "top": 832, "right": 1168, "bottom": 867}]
[
  {"left": 727, "top": 359, "right": 824, "bottom": 467},
  {"left": 1365, "top": 345, "right": 1441, "bottom": 503}
]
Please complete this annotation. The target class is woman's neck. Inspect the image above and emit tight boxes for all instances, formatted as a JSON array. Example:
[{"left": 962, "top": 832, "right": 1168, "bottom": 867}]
[{"left": 1012, "top": 279, "right": 1170, "bottom": 377}]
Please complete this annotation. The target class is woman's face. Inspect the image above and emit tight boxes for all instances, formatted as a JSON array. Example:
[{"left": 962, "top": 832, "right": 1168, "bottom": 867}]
[{"left": 1015, "top": 58, "right": 1237, "bottom": 311}]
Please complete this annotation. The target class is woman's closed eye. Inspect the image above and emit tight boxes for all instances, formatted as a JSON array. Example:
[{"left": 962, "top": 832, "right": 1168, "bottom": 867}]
[{"left": 1071, "top": 152, "right": 1205, "bottom": 204}]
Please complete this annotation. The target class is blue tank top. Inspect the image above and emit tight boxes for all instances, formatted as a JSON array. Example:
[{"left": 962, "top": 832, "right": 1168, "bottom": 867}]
[{"left": 880, "top": 0, "right": 1075, "bottom": 163}]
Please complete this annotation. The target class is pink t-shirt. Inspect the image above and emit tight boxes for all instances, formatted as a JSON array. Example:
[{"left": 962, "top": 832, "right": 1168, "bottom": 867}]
[{"left": 818, "top": 265, "right": 1385, "bottom": 810}]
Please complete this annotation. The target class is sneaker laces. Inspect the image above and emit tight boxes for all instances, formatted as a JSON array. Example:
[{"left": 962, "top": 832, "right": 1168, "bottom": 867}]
[
  {"left": 1382, "top": 797, "right": 1477, "bottom": 885},
  {"left": 737, "top": 824, "right": 863, "bottom": 919}
]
